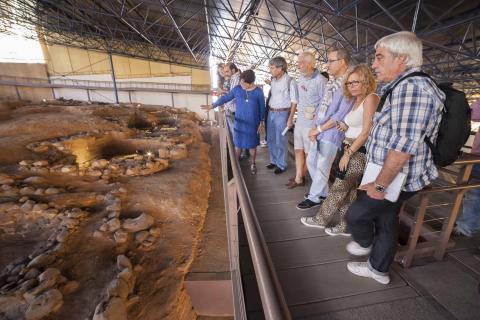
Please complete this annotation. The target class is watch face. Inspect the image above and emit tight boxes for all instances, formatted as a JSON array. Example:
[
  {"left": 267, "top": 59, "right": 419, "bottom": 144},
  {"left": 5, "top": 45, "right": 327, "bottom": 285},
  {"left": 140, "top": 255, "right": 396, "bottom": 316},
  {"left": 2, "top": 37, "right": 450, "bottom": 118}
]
[{"left": 375, "top": 185, "right": 385, "bottom": 193}]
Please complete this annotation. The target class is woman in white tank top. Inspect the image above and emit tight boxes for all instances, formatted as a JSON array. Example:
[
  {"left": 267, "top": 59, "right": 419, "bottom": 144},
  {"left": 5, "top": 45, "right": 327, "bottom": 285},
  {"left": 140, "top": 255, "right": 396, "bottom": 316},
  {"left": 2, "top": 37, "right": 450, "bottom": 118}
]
[{"left": 301, "top": 65, "right": 379, "bottom": 235}]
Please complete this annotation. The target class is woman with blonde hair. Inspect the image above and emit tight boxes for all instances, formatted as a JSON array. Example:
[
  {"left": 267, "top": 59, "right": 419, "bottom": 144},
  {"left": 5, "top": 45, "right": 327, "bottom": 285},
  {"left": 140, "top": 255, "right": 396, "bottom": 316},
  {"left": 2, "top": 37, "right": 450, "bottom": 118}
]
[{"left": 301, "top": 64, "right": 379, "bottom": 236}]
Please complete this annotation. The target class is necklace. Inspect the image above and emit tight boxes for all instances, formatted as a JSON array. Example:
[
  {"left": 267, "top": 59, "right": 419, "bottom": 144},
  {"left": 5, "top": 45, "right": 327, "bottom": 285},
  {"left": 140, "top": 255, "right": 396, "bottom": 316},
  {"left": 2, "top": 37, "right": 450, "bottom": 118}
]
[{"left": 245, "top": 89, "right": 249, "bottom": 103}]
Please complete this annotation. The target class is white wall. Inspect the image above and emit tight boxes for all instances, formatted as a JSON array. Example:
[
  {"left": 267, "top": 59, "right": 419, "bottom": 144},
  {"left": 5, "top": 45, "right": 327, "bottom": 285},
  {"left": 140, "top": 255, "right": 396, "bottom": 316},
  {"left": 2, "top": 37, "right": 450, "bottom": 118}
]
[
  {"left": 54, "top": 88, "right": 89, "bottom": 101},
  {"left": 50, "top": 74, "right": 192, "bottom": 84},
  {"left": 131, "top": 91, "right": 173, "bottom": 105},
  {"left": 53, "top": 87, "right": 212, "bottom": 117}
]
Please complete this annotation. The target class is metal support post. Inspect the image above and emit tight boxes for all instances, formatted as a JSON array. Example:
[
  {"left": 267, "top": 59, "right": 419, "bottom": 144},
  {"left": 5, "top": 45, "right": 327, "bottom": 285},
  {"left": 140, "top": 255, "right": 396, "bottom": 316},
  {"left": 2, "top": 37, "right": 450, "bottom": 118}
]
[{"left": 108, "top": 51, "right": 120, "bottom": 105}]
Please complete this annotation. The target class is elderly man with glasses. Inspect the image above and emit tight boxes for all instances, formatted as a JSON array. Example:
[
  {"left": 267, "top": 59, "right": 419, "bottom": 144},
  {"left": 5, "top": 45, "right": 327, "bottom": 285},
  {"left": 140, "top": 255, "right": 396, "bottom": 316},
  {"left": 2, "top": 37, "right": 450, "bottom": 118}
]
[
  {"left": 345, "top": 31, "right": 445, "bottom": 285},
  {"left": 296, "top": 48, "right": 354, "bottom": 210}
]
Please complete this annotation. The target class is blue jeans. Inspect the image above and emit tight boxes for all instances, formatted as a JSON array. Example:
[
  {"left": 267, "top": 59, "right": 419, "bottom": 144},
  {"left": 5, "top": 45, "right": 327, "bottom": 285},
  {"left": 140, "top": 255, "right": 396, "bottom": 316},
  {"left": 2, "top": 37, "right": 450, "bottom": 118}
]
[
  {"left": 456, "top": 164, "right": 480, "bottom": 236},
  {"left": 267, "top": 111, "right": 289, "bottom": 170},
  {"left": 306, "top": 140, "right": 338, "bottom": 203}
]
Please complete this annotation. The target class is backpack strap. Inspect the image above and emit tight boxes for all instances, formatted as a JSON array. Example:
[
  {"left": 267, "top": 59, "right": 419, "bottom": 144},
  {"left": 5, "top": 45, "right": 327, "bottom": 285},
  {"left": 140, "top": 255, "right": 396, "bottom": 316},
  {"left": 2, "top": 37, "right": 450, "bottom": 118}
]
[
  {"left": 376, "top": 71, "right": 430, "bottom": 113},
  {"left": 376, "top": 71, "right": 439, "bottom": 153}
]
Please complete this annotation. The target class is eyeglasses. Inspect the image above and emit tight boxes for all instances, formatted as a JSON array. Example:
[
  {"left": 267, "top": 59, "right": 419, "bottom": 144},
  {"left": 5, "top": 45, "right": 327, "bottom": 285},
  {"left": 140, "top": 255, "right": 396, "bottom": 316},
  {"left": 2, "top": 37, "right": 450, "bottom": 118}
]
[
  {"left": 327, "top": 58, "right": 343, "bottom": 64},
  {"left": 345, "top": 80, "right": 363, "bottom": 87}
]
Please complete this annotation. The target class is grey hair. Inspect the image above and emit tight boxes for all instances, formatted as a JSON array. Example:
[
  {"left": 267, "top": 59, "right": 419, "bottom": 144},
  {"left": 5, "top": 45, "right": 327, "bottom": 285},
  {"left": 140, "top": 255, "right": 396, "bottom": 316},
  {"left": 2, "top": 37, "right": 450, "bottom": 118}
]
[
  {"left": 328, "top": 47, "right": 351, "bottom": 65},
  {"left": 375, "top": 31, "right": 423, "bottom": 68},
  {"left": 298, "top": 51, "right": 316, "bottom": 68},
  {"left": 269, "top": 56, "right": 288, "bottom": 72}
]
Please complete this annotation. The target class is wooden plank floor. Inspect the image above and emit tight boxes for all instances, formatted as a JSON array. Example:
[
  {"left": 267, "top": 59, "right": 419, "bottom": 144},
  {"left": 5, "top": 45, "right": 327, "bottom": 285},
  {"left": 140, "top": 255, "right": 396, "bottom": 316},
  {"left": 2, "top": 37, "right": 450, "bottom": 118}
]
[{"left": 238, "top": 146, "right": 480, "bottom": 320}]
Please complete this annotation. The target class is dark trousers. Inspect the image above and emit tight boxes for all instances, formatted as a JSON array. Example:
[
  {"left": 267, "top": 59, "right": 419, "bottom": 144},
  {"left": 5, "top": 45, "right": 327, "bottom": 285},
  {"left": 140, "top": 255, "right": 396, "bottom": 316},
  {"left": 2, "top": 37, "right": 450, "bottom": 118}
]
[{"left": 346, "top": 190, "right": 417, "bottom": 273}]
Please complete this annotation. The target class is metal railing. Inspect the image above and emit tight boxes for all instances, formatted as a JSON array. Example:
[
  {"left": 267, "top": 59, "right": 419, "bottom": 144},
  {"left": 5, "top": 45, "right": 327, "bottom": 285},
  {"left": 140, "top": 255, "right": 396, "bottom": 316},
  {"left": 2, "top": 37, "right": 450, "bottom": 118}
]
[
  {"left": 218, "top": 112, "right": 291, "bottom": 320},
  {"left": 0, "top": 74, "right": 211, "bottom": 93}
]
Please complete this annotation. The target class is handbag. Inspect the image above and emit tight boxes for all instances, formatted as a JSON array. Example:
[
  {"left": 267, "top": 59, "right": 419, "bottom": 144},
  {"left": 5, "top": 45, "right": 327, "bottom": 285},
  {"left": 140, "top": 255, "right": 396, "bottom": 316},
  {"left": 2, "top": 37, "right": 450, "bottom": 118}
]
[{"left": 331, "top": 145, "right": 346, "bottom": 180}]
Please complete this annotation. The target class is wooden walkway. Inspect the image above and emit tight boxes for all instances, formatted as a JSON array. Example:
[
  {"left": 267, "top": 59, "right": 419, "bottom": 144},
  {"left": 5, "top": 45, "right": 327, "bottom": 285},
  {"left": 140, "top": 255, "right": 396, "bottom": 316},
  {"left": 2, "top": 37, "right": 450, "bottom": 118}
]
[{"left": 238, "top": 147, "right": 480, "bottom": 320}]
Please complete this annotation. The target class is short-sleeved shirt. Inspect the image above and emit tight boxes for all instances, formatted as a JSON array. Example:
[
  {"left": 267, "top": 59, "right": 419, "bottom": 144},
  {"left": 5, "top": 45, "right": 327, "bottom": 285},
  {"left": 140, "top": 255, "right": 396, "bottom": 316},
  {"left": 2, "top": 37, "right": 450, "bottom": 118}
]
[
  {"left": 296, "top": 70, "right": 327, "bottom": 128},
  {"left": 269, "top": 73, "right": 297, "bottom": 109},
  {"left": 366, "top": 67, "right": 446, "bottom": 192}
]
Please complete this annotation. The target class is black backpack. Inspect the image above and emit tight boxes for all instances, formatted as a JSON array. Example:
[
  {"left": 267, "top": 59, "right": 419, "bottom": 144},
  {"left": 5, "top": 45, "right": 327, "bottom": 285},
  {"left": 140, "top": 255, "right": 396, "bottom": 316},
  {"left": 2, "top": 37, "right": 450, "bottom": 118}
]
[{"left": 377, "top": 71, "right": 471, "bottom": 167}]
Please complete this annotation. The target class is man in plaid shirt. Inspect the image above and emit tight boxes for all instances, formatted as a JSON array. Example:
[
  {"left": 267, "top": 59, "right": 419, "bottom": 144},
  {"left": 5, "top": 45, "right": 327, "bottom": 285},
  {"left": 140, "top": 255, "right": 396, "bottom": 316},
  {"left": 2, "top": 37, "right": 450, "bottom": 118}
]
[{"left": 345, "top": 31, "right": 445, "bottom": 284}]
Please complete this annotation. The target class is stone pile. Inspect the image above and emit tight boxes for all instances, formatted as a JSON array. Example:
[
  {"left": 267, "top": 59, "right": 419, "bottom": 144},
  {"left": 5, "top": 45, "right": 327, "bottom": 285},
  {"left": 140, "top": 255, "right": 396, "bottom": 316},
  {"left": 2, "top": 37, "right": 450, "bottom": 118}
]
[
  {"left": 95, "top": 206, "right": 160, "bottom": 251},
  {"left": 18, "top": 154, "right": 170, "bottom": 180},
  {"left": 157, "top": 142, "right": 188, "bottom": 160},
  {"left": 25, "top": 131, "right": 98, "bottom": 154},
  {"left": 92, "top": 255, "right": 140, "bottom": 320},
  {"left": 0, "top": 250, "right": 79, "bottom": 320}
]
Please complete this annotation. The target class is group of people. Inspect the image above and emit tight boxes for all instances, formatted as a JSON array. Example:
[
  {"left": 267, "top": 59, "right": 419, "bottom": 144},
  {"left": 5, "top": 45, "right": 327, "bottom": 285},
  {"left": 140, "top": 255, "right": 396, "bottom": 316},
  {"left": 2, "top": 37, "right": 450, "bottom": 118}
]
[{"left": 203, "top": 31, "right": 479, "bottom": 285}]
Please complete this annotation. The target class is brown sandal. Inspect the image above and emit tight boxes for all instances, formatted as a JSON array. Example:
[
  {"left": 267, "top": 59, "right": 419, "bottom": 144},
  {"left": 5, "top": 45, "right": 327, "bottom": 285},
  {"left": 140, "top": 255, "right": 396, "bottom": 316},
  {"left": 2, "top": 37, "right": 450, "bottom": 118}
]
[
  {"left": 285, "top": 176, "right": 296, "bottom": 186},
  {"left": 286, "top": 179, "right": 305, "bottom": 189}
]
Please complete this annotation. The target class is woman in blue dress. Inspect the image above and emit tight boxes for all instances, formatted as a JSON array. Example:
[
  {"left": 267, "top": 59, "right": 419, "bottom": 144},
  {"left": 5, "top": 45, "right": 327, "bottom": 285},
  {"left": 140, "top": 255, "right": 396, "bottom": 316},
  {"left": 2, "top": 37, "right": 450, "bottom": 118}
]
[{"left": 203, "top": 69, "right": 265, "bottom": 174}]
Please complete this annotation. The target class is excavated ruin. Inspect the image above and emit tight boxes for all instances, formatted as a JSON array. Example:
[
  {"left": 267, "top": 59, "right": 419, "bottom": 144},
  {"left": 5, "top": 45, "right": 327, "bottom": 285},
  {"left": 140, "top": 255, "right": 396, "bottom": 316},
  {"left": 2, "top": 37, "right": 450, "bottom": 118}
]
[{"left": 0, "top": 100, "right": 213, "bottom": 320}]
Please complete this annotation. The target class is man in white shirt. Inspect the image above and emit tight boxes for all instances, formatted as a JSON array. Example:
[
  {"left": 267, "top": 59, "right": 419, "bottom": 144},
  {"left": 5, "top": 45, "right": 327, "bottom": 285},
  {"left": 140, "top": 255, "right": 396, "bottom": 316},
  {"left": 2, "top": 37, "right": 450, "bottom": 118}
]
[
  {"left": 285, "top": 51, "right": 327, "bottom": 188},
  {"left": 266, "top": 57, "right": 298, "bottom": 174},
  {"left": 223, "top": 63, "right": 240, "bottom": 115}
]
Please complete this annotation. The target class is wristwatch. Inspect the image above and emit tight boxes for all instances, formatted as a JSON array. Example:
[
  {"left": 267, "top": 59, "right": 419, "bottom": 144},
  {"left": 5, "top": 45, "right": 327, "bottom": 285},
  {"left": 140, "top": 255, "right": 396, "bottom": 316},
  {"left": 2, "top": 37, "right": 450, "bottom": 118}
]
[
  {"left": 374, "top": 182, "right": 386, "bottom": 193},
  {"left": 317, "top": 125, "right": 323, "bottom": 133}
]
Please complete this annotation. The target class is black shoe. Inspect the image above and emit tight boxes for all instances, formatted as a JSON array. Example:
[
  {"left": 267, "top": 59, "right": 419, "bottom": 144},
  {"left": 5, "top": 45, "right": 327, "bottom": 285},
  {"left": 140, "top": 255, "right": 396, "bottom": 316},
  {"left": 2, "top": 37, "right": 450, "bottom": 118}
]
[
  {"left": 296, "top": 199, "right": 321, "bottom": 210},
  {"left": 240, "top": 149, "right": 250, "bottom": 160},
  {"left": 265, "top": 163, "right": 276, "bottom": 169},
  {"left": 274, "top": 167, "right": 285, "bottom": 174},
  {"left": 304, "top": 193, "right": 325, "bottom": 200}
]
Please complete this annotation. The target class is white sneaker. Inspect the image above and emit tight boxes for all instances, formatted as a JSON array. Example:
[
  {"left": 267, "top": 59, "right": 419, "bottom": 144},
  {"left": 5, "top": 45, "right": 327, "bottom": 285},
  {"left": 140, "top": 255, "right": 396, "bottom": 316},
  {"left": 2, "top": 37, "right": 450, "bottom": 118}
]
[
  {"left": 347, "top": 262, "right": 390, "bottom": 284},
  {"left": 325, "top": 226, "right": 351, "bottom": 237},
  {"left": 346, "top": 241, "right": 371, "bottom": 256}
]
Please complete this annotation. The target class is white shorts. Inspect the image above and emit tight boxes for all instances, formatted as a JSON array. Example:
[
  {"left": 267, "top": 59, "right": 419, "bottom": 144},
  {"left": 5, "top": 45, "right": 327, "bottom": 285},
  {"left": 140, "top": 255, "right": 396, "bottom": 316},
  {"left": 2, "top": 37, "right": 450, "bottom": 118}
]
[{"left": 294, "top": 125, "right": 312, "bottom": 153}]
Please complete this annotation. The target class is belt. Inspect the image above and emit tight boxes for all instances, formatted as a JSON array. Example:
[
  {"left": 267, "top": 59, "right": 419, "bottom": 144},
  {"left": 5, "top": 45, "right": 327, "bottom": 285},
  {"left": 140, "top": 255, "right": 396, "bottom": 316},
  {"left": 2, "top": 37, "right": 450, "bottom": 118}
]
[{"left": 270, "top": 107, "right": 290, "bottom": 112}]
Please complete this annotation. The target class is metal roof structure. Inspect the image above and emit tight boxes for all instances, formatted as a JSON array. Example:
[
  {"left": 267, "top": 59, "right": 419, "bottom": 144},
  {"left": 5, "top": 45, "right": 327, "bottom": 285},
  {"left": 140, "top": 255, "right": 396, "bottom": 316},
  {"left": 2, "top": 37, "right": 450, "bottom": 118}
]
[{"left": 1, "top": 0, "right": 479, "bottom": 99}]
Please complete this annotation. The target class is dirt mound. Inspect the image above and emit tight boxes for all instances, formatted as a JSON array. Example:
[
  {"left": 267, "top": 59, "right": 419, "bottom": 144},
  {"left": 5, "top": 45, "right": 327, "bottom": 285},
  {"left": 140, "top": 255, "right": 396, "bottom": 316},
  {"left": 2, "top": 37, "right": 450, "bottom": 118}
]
[{"left": 0, "top": 101, "right": 212, "bottom": 319}]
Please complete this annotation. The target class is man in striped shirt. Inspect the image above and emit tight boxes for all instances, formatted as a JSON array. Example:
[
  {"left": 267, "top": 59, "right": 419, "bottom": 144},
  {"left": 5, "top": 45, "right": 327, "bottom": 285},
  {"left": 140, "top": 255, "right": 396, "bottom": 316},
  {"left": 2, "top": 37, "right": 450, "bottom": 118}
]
[{"left": 345, "top": 31, "right": 445, "bottom": 284}]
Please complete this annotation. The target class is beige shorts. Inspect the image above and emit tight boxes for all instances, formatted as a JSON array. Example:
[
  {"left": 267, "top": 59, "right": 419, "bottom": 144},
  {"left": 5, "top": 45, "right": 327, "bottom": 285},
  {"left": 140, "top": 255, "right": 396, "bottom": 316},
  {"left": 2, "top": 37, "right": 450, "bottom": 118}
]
[{"left": 294, "top": 125, "right": 312, "bottom": 153}]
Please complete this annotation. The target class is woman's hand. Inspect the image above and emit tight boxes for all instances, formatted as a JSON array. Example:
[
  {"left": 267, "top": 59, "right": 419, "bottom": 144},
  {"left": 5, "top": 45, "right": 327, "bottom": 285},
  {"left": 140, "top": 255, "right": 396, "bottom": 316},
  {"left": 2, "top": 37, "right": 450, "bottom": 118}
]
[
  {"left": 257, "top": 122, "right": 265, "bottom": 134},
  {"left": 201, "top": 104, "right": 212, "bottom": 111},
  {"left": 339, "top": 154, "right": 350, "bottom": 172},
  {"left": 336, "top": 121, "right": 349, "bottom": 132}
]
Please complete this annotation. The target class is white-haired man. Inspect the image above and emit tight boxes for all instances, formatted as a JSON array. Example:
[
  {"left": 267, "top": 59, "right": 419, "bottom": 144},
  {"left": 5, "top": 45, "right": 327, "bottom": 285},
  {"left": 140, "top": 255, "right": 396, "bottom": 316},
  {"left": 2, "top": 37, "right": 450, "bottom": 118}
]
[
  {"left": 345, "top": 31, "right": 445, "bottom": 284},
  {"left": 285, "top": 51, "right": 327, "bottom": 188}
]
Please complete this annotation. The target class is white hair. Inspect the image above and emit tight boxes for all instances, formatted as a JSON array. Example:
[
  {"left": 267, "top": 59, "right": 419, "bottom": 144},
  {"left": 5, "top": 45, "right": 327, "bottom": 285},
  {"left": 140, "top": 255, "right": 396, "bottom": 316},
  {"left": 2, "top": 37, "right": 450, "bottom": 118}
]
[
  {"left": 298, "top": 51, "right": 316, "bottom": 68},
  {"left": 375, "top": 31, "right": 423, "bottom": 68}
]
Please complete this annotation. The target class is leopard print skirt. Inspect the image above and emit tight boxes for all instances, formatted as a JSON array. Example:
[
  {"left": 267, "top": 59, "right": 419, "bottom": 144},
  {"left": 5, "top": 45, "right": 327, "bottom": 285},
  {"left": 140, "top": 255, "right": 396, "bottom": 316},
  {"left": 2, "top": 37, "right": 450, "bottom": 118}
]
[{"left": 313, "top": 150, "right": 366, "bottom": 232}]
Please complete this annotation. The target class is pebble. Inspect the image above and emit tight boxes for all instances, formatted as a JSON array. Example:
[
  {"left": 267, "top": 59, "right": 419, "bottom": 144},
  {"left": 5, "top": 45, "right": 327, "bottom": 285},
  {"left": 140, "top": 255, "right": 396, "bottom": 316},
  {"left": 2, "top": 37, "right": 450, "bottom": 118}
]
[
  {"left": 24, "top": 268, "right": 41, "bottom": 280},
  {"left": 149, "top": 227, "right": 161, "bottom": 237},
  {"left": 38, "top": 268, "right": 61, "bottom": 283},
  {"left": 23, "top": 176, "right": 47, "bottom": 184},
  {"left": 106, "top": 218, "right": 121, "bottom": 232},
  {"left": 116, "top": 255, "right": 132, "bottom": 271},
  {"left": 106, "top": 278, "right": 129, "bottom": 299},
  {"left": 25, "top": 289, "right": 63, "bottom": 320},
  {"left": 60, "top": 280, "right": 79, "bottom": 295},
  {"left": 27, "top": 254, "right": 55, "bottom": 269},
  {"left": 122, "top": 213, "right": 154, "bottom": 232},
  {"left": 44, "top": 188, "right": 60, "bottom": 195},
  {"left": 114, "top": 230, "right": 128, "bottom": 244},
  {"left": 134, "top": 231, "right": 149, "bottom": 243}
]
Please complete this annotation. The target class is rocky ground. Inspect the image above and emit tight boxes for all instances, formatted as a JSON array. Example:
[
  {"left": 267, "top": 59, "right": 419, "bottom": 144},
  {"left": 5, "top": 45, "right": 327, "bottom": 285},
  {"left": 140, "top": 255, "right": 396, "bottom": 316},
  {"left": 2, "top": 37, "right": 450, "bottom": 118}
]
[{"left": 0, "top": 100, "right": 212, "bottom": 319}]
